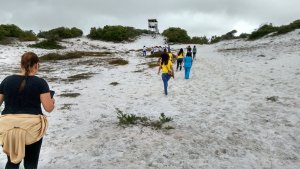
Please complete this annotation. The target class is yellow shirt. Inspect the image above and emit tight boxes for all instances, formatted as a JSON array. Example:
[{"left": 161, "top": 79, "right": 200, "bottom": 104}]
[
  {"left": 177, "top": 53, "right": 184, "bottom": 59},
  {"left": 161, "top": 61, "right": 172, "bottom": 73},
  {"left": 168, "top": 52, "right": 173, "bottom": 62}
]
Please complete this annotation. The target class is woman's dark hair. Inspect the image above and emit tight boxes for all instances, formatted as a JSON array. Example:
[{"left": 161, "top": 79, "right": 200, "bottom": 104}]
[
  {"left": 19, "top": 52, "right": 39, "bottom": 92},
  {"left": 161, "top": 53, "right": 169, "bottom": 66},
  {"left": 186, "top": 51, "right": 192, "bottom": 57},
  {"left": 178, "top": 48, "right": 183, "bottom": 56}
]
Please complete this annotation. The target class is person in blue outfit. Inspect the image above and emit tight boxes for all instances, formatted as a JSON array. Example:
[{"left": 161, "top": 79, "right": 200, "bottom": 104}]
[{"left": 183, "top": 49, "right": 193, "bottom": 79}]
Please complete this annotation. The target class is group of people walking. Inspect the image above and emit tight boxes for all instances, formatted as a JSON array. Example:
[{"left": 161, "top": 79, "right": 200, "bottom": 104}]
[{"left": 158, "top": 45, "right": 197, "bottom": 95}]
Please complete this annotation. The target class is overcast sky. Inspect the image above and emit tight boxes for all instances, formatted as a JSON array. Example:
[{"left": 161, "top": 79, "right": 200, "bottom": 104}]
[{"left": 0, "top": 0, "right": 299, "bottom": 37}]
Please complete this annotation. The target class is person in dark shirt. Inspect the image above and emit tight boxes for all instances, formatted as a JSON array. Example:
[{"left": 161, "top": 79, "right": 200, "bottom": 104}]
[{"left": 0, "top": 52, "right": 55, "bottom": 169}]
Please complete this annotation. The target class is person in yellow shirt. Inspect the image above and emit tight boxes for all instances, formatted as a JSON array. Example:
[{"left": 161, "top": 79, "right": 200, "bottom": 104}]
[
  {"left": 176, "top": 48, "right": 184, "bottom": 71},
  {"left": 158, "top": 53, "right": 174, "bottom": 95},
  {"left": 167, "top": 50, "right": 174, "bottom": 63}
]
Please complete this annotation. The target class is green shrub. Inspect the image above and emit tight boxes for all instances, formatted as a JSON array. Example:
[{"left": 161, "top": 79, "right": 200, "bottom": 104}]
[
  {"left": 191, "top": 36, "right": 209, "bottom": 44},
  {"left": 210, "top": 35, "right": 222, "bottom": 44},
  {"left": 116, "top": 109, "right": 174, "bottom": 130},
  {"left": 0, "top": 27, "right": 8, "bottom": 40},
  {"left": 0, "top": 24, "right": 37, "bottom": 41},
  {"left": 88, "top": 25, "right": 147, "bottom": 42},
  {"left": 28, "top": 39, "right": 65, "bottom": 49},
  {"left": 37, "top": 27, "right": 83, "bottom": 40},
  {"left": 0, "top": 24, "right": 23, "bottom": 38},
  {"left": 238, "top": 33, "right": 250, "bottom": 39},
  {"left": 248, "top": 24, "right": 278, "bottom": 40},
  {"left": 276, "top": 20, "right": 300, "bottom": 35},
  {"left": 162, "top": 27, "right": 191, "bottom": 43},
  {"left": 19, "top": 30, "right": 38, "bottom": 41},
  {"left": 220, "top": 30, "right": 237, "bottom": 40}
]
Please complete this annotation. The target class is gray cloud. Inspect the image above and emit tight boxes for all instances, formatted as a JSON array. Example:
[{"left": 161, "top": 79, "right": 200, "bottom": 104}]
[{"left": 0, "top": 0, "right": 299, "bottom": 37}]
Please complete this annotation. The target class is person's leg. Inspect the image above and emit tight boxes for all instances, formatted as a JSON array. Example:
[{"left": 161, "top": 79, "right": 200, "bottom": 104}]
[
  {"left": 162, "top": 74, "right": 170, "bottom": 95},
  {"left": 23, "top": 138, "right": 43, "bottom": 169},
  {"left": 176, "top": 59, "right": 180, "bottom": 71},
  {"left": 5, "top": 156, "right": 20, "bottom": 169},
  {"left": 179, "top": 59, "right": 183, "bottom": 71},
  {"left": 184, "top": 67, "right": 188, "bottom": 79},
  {"left": 186, "top": 67, "right": 191, "bottom": 79}
]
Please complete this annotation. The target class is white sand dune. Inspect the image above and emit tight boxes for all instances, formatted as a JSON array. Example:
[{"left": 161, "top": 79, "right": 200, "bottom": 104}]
[{"left": 0, "top": 31, "right": 299, "bottom": 169}]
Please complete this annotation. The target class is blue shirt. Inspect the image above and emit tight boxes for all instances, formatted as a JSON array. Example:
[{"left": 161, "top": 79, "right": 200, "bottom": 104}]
[
  {"left": 0, "top": 75, "right": 49, "bottom": 115},
  {"left": 183, "top": 56, "right": 193, "bottom": 68}
]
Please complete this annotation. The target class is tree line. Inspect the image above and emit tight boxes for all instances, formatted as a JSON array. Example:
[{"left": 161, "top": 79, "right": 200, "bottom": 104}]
[{"left": 0, "top": 19, "right": 299, "bottom": 47}]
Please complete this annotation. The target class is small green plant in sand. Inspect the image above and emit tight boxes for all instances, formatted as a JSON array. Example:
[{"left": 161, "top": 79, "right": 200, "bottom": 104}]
[
  {"left": 67, "top": 73, "right": 94, "bottom": 82},
  {"left": 110, "top": 82, "right": 119, "bottom": 86},
  {"left": 59, "top": 104, "right": 73, "bottom": 110},
  {"left": 116, "top": 108, "right": 174, "bottom": 130},
  {"left": 266, "top": 96, "right": 279, "bottom": 102},
  {"left": 108, "top": 59, "right": 129, "bottom": 65},
  {"left": 59, "top": 93, "right": 81, "bottom": 98}
]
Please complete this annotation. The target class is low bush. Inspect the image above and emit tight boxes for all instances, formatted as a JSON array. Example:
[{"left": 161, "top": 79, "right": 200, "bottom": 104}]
[
  {"left": 116, "top": 108, "right": 174, "bottom": 130},
  {"left": 59, "top": 93, "right": 81, "bottom": 98},
  {"left": 110, "top": 82, "right": 119, "bottom": 86},
  {"left": 191, "top": 36, "right": 209, "bottom": 44},
  {"left": 28, "top": 40, "right": 65, "bottom": 49},
  {"left": 108, "top": 58, "right": 128, "bottom": 65},
  {"left": 88, "top": 25, "right": 148, "bottom": 42},
  {"left": 0, "top": 24, "right": 37, "bottom": 42},
  {"left": 162, "top": 27, "right": 191, "bottom": 43},
  {"left": 37, "top": 27, "right": 83, "bottom": 40},
  {"left": 276, "top": 20, "right": 300, "bottom": 35},
  {"left": 19, "top": 30, "right": 38, "bottom": 41},
  {"left": 67, "top": 73, "right": 93, "bottom": 82},
  {"left": 210, "top": 35, "right": 222, "bottom": 44},
  {"left": 248, "top": 24, "right": 277, "bottom": 40}
]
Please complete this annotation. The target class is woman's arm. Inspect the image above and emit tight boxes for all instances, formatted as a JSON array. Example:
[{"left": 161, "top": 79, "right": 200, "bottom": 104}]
[
  {"left": 158, "top": 65, "right": 161, "bottom": 74},
  {"left": 0, "top": 94, "right": 4, "bottom": 107},
  {"left": 40, "top": 92, "right": 55, "bottom": 112}
]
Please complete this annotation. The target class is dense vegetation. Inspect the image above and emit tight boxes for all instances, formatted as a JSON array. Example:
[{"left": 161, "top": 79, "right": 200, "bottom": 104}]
[
  {"left": 88, "top": 25, "right": 149, "bottom": 42},
  {"left": 248, "top": 20, "right": 300, "bottom": 40},
  {"left": 37, "top": 27, "right": 83, "bottom": 40},
  {"left": 1, "top": 19, "right": 299, "bottom": 46},
  {"left": 29, "top": 27, "right": 82, "bottom": 49},
  {"left": 162, "top": 27, "right": 191, "bottom": 43},
  {"left": 0, "top": 24, "right": 37, "bottom": 42}
]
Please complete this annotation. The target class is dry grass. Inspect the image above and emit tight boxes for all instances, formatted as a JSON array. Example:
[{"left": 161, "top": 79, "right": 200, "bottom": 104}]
[
  {"left": 40, "top": 51, "right": 113, "bottom": 61},
  {"left": 110, "top": 82, "right": 119, "bottom": 86},
  {"left": 67, "top": 73, "right": 94, "bottom": 82},
  {"left": 108, "top": 58, "right": 129, "bottom": 65},
  {"left": 59, "top": 93, "right": 81, "bottom": 98},
  {"left": 147, "top": 61, "right": 159, "bottom": 68}
]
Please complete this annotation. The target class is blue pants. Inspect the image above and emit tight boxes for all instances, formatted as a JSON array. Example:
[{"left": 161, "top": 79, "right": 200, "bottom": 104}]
[
  {"left": 162, "top": 73, "right": 171, "bottom": 95},
  {"left": 184, "top": 67, "right": 191, "bottom": 79}
]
